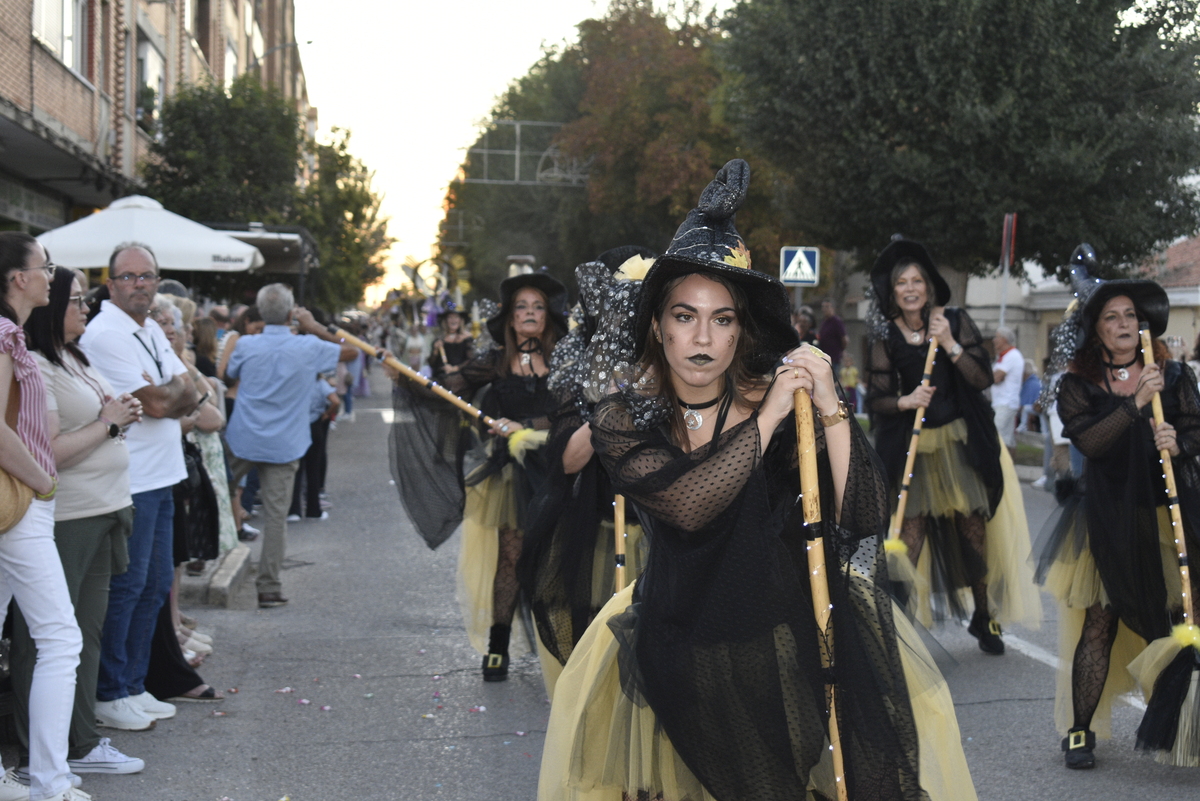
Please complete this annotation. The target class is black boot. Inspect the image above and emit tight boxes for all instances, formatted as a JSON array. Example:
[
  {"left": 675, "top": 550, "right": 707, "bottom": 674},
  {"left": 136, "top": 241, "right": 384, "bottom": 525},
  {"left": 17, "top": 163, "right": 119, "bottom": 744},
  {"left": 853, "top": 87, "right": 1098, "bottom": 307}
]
[
  {"left": 1061, "top": 727, "right": 1096, "bottom": 769},
  {"left": 482, "top": 624, "right": 511, "bottom": 682},
  {"left": 968, "top": 609, "right": 1005, "bottom": 655}
]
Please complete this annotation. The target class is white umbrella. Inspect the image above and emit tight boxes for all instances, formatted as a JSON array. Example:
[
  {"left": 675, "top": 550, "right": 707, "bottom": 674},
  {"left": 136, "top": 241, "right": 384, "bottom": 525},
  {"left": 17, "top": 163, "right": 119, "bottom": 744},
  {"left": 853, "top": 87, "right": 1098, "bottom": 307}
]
[{"left": 37, "top": 195, "right": 264, "bottom": 272}]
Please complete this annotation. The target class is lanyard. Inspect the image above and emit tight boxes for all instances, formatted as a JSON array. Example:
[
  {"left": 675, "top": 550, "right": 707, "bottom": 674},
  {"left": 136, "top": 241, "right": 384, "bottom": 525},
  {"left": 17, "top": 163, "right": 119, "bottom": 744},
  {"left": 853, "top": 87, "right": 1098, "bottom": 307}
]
[{"left": 132, "top": 330, "right": 163, "bottom": 379}]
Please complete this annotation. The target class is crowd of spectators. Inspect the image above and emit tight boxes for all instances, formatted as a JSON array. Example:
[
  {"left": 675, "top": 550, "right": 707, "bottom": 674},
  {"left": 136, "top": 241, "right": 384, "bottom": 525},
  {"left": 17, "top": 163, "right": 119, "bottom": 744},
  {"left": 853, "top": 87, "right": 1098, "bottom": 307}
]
[{"left": 0, "top": 232, "right": 355, "bottom": 800}]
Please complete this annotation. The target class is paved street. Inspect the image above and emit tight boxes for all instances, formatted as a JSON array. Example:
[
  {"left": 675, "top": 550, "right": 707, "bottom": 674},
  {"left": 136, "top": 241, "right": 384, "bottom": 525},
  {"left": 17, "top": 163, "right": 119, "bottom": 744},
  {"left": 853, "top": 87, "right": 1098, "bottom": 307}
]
[{"left": 7, "top": 371, "right": 1197, "bottom": 800}]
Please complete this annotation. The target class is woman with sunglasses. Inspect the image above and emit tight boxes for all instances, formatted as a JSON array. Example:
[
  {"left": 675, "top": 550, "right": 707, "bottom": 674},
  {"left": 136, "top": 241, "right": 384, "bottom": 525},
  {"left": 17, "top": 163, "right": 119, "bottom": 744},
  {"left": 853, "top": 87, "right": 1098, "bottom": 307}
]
[
  {"left": 0, "top": 232, "right": 90, "bottom": 801},
  {"left": 16, "top": 266, "right": 145, "bottom": 786}
]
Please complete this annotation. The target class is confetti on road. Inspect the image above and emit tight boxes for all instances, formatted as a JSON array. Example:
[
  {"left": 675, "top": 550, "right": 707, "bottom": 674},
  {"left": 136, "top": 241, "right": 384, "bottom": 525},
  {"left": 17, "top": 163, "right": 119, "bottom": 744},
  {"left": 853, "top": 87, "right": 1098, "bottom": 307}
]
[
  {"left": 275, "top": 687, "right": 293, "bottom": 694},
  {"left": 212, "top": 711, "right": 227, "bottom": 717},
  {"left": 516, "top": 731, "right": 526, "bottom": 736},
  {"left": 352, "top": 674, "right": 362, "bottom": 679},
  {"left": 320, "top": 705, "right": 332, "bottom": 711},
  {"left": 363, "top": 693, "right": 374, "bottom": 699},
  {"left": 418, "top": 649, "right": 426, "bottom": 654},
  {"left": 432, "top": 675, "right": 442, "bottom": 681},
  {"left": 226, "top": 688, "right": 239, "bottom": 694},
  {"left": 421, "top": 714, "right": 435, "bottom": 719},
  {"left": 298, "top": 699, "right": 311, "bottom": 705},
  {"left": 469, "top": 706, "right": 486, "bottom": 712}
]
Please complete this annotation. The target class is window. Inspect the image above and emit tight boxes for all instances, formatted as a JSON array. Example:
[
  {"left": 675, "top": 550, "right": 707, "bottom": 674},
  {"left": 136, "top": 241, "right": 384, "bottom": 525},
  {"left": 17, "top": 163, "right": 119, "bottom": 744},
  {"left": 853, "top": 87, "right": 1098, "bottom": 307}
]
[
  {"left": 224, "top": 41, "right": 238, "bottom": 85},
  {"left": 136, "top": 36, "right": 164, "bottom": 133},
  {"left": 33, "top": 0, "right": 89, "bottom": 74}
]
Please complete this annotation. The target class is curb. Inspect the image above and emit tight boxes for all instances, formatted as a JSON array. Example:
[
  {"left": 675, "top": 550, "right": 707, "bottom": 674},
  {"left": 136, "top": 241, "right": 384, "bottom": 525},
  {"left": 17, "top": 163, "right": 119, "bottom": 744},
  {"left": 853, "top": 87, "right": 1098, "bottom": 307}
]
[{"left": 179, "top": 545, "right": 251, "bottom": 607}]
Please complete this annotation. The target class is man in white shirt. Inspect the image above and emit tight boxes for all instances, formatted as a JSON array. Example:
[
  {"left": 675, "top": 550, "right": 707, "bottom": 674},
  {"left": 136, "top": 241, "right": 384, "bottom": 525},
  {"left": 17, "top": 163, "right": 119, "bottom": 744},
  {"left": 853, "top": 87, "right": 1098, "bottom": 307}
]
[
  {"left": 991, "top": 326, "right": 1024, "bottom": 453},
  {"left": 79, "top": 243, "right": 199, "bottom": 733}
]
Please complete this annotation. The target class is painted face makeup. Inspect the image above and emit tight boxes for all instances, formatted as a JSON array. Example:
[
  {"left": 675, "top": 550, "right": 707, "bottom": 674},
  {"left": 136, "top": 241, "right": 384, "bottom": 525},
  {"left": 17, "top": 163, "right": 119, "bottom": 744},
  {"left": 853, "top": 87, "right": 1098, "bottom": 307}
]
[
  {"left": 655, "top": 273, "right": 740, "bottom": 399},
  {"left": 510, "top": 287, "right": 548, "bottom": 341}
]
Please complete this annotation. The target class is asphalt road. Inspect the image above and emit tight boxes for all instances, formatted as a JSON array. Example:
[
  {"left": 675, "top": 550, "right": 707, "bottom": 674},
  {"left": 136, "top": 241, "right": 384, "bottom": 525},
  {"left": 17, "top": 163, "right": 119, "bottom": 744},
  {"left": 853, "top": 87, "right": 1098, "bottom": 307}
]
[{"left": 8, "top": 370, "right": 1197, "bottom": 800}]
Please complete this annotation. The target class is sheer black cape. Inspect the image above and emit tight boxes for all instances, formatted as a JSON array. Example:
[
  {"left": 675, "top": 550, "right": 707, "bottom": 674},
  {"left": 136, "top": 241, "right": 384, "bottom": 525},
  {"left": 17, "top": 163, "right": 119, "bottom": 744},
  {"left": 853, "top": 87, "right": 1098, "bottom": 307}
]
[{"left": 592, "top": 391, "right": 928, "bottom": 801}]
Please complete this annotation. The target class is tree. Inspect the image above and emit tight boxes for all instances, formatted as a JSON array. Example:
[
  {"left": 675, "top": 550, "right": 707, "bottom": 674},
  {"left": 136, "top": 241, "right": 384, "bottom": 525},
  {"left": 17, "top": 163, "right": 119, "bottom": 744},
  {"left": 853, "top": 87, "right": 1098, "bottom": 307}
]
[
  {"left": 721, "top": 0, "right": 1200, "bottom": 279},
  {"left": 438, "top": 0, "right": 803, "bottom": 303},
  {"left": 294, "top": 129, "right": 393, "bottom": 311},
  {"left": 141, "top": 77, "right": 391, "bottom": 309},
  {"left": 143, "top": 74, "right": 301, "bottom": 225}
]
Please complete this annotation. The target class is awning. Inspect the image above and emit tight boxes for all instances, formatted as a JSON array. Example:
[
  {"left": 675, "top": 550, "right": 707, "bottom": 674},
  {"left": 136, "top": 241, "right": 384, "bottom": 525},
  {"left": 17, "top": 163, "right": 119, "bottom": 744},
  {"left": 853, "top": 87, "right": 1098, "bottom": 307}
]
[{"left": 37, "top": 195, "right": 264, "bottom": 271}]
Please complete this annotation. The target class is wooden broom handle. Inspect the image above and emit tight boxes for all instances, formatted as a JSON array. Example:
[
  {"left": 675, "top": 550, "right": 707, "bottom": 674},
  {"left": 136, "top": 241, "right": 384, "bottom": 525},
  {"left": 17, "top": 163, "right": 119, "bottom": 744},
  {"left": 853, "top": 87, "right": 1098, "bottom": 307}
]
[
  {"left": 889, "top": 337, "right": 938, "bottom": 539},
  {"left": 613, "top": 495, "right": 627, "bottom": 593},
  {"left": 794, "top": 388, "right": 849, "bottom": 801},
  {"left": 328, "top": 326, "right": 503, "bottom": 431},
  {"left": 1139, "top": 327, "right": 1194, "bottom": 624}
]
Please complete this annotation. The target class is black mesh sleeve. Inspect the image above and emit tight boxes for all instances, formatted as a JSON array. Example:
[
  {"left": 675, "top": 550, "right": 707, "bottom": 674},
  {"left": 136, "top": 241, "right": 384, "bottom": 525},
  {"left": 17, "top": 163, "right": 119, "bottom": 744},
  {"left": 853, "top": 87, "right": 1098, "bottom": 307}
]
[
  {"left": 867, "top": 336, "right": 900, "bottom": 416},
  {"left": 950, "top": 309, "right": 993, "bottom": 390},
  {"left": 1058, "top": 372, "right": 1140, "bottom": 459},
  {"left": 444, "top": 348, "right": 502, "bottom": 397},
  {"left": 592, "top": 398, "right": 762, "bottom": 533}
]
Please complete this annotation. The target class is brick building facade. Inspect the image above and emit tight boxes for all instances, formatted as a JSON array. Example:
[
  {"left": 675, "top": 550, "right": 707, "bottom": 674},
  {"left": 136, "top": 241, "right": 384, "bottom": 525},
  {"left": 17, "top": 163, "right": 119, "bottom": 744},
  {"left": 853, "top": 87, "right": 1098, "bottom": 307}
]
[{"left": 0, "top": 0, "right": 313, "bottom": 232}]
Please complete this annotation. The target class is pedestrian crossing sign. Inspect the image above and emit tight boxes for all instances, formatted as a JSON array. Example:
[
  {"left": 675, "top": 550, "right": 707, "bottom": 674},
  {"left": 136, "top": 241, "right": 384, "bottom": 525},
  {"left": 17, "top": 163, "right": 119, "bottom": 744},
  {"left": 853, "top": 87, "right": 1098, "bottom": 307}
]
[{"left": 780, "top": 247, "right": 819, "bottom": 286}]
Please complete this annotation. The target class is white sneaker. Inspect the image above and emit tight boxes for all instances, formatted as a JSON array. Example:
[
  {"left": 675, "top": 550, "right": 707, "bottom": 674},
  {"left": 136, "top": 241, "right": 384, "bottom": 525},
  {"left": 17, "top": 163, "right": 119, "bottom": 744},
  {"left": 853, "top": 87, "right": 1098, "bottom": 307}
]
[
  {"left": 0, "top": 770, "right": 28, "bottom": 801},
  {"left": 94, "top": 697, "right": 155, "bottom": 731},
  {"left": 43, "top": 788, "right": 90, "bottom": 801},
  {"left": 286, "top": 514, "right": 301, "bottom": 522},
  {"left": 67, "top": 738, "right": 144, "bottom": 775},
  {"left": 11, "top": 768, "right": 81, "bottom": 788},
  {"left": 1031, "top": 475, "right": 1048, "bottom": 489},
  {"left": 128, "top": 691, "right": 176, "bottom": 720}
]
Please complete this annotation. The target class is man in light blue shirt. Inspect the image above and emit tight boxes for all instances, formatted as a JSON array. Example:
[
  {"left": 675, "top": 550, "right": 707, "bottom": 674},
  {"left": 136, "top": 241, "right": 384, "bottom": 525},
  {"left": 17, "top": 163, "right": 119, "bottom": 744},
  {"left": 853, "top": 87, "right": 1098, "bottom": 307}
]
[{"left": 224, "top": 284, "right": 355, "bottom": 608}]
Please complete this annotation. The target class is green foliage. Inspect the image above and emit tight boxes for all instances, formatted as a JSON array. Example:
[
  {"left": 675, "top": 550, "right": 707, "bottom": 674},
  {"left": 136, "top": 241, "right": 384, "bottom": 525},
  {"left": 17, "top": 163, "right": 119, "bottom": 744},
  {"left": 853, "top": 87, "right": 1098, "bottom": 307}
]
[
  {"left": 140, "top": 75, "right": 391, "bottom": 309},
  {"left": 294, "top": 129, "right": 394, "bottom": 311},
  {"left": 438, "top": 0, "right": 803, "bottom": 303},
  {"left": 721, "top": 0, "right": 1200, "bottom": 279},
  {"left": 143, "top": 74, "right": 301, "bottom": 224}
]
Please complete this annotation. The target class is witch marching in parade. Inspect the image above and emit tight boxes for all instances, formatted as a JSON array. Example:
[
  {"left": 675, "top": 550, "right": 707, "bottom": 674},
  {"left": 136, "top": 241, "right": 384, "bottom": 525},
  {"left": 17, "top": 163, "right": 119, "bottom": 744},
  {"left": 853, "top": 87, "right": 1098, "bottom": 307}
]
[
  {"left": 538, "top": 160, "right": 974, "bottom": 801},
  {"left": 866, "top": 238, "right": 1040, "bottom": 647},
  {"left": 1035, "top": 244, "right": 1200, "bottom": 770},
  {"left": 517, "top": 245, "right": 656, "bottom": 696}
]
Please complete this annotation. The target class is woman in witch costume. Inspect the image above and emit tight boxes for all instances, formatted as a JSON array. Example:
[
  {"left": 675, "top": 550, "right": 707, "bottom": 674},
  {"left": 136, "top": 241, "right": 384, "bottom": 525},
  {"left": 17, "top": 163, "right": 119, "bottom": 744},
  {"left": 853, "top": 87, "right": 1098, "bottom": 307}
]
[
  {"left": 444, "top": 272, "right": 567, "bottom": 681},
  {"left": 866, "top": 238, "right": 1038, "bottom": 649},
  {"left": 518, "top": 246, "right": 655, "bottom": 696},
  {"left": 1034, "top": 244, "right": 1200, "bottom": 769},
  {"left": 539, "top": 161, "right": 974, "bottom": 801},
  {"left": 427, "top": 303, "right": 474, "bottom": 387}
]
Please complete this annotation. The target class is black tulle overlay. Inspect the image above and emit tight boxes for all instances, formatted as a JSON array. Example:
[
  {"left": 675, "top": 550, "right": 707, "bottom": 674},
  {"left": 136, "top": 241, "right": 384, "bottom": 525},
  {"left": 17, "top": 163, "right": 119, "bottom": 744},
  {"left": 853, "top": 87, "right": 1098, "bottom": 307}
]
[
  {"left": 388, "top": 374, "right": 470, "bottom": 549},
  {"left": 579, "top": 394, "right": 929, "bottom": 801}
]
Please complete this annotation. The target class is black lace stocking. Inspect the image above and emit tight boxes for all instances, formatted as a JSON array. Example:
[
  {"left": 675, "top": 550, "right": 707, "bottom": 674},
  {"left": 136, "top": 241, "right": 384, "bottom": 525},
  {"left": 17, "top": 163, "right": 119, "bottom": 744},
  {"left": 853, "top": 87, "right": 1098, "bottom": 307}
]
[
  {"left": 956, "top": 512, "right": 990, "bottom": 614},
  {"left": 899, "top": 515, "right": 926, "bottom": 565},
  {"left": 493, "top": 527, "right": 523, "bottom": 626},
  {"left": 1071, "top": 603, "right": 1120, "bottom": 730}
]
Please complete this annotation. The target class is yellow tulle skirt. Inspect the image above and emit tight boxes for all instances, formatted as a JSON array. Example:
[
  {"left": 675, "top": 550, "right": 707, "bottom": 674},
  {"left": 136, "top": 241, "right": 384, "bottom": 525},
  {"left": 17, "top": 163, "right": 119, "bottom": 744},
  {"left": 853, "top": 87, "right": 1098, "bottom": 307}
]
[
  {"left": 891, "top": 423, "right": 1041, "bottom": 629},
  {"left": 457, "top": 465, "right": 532, "bottom": 654},
  {"left": 538, "top": 582, "right": 978, "bottom": 801},
  {"left": 1043, "top": 507, "right": 1183, "bottom": 737},
  {"left": 536, "top": 520, "right": 647, "bottom": 700}
]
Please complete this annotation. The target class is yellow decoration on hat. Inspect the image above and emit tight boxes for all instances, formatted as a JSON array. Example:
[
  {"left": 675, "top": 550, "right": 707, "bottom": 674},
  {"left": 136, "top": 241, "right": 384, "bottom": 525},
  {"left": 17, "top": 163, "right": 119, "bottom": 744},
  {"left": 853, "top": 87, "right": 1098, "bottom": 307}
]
[
  {"left": 614, "top": 255, "right": 654, "bottom": 282},
  {"left": 724, "top": 241, "right": 752, "bottom": 269}
]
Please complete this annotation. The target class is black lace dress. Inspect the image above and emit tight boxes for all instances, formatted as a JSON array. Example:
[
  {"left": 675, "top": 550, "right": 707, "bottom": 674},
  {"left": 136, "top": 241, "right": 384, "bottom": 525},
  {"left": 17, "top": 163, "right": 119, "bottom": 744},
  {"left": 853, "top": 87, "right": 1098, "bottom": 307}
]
[
  {"left": 538, "top": 391, "right": 977, "bottom": 801},
  {"left": 1034, "top": 363, "right": 1200, "bottom": 737},
  {"left": 868, "top": 308, "right": 1038, "bottom": 626}
]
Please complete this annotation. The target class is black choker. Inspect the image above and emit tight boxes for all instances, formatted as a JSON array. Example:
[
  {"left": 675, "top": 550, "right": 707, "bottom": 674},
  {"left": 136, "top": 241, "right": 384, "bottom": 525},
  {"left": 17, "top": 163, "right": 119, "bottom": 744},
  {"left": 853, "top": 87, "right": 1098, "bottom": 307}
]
[
  {"left": 678, "top": 396, "right": 720, "bottom": 431},
  {"left": 1103, "top": 356, "right": 1137, "bottom": 381}
]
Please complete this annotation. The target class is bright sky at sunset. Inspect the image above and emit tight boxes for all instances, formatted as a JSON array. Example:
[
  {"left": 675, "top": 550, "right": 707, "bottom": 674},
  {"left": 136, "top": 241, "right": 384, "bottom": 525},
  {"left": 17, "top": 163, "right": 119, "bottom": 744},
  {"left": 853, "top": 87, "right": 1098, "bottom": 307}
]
[{"left": 293, "top": 1, "right": 734, "bottom": 307}]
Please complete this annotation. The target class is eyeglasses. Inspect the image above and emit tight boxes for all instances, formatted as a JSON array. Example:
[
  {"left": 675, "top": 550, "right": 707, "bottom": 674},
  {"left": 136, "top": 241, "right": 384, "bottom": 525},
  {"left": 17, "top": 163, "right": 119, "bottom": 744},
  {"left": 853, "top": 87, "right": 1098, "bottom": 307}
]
[
  {"left": 68, "top": 295, "right": 88, "bottom": 311},
  {"left": 8, "top": 263, "right": 55, "bottom": 280},
  {"left": 110, "top": 272, "right": 159, "bottom": 285}
]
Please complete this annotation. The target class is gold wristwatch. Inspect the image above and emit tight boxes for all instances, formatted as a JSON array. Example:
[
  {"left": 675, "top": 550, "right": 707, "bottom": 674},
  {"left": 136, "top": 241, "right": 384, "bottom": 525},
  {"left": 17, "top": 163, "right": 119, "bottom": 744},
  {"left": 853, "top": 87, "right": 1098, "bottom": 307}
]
[{"left": 818, "top": 400, "right": 851, "bottom": 427}]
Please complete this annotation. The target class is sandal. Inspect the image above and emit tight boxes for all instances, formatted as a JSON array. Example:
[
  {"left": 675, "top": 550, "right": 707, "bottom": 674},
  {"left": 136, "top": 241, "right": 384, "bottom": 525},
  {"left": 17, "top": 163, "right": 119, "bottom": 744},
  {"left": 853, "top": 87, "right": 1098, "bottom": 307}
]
[{"left": 171, "top": 684, "right": 225, "bottom": 703}]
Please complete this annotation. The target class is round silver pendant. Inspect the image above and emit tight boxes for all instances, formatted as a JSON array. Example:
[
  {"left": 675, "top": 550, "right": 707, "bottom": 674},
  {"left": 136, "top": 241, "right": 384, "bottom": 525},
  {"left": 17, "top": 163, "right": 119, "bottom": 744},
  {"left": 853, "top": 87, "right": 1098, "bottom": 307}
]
[
  {"left": 1115, "top": 368, "right": 1129, "bottom": 381},
  {"left": 683, "top": 409, "right": 703, "bottom": 430},
  {"left": 910, "top": 330, "right": 922, "bottom": 343},
  {"left": 521, "top": 353, "right": 532, "bottom": 366}
]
